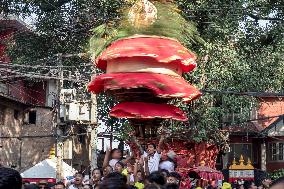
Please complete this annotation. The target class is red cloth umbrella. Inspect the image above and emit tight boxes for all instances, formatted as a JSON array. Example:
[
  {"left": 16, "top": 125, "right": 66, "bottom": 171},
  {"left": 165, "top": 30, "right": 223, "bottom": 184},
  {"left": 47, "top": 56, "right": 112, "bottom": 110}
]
[
  {"left": 110, "top": 102, "right": 188, "bottom": 121},
  {"left": 188, "top": 166, "right": 224, "bottom": 180},
  {"left": 88, "top": 72, "right": 201, "bottom": 102},
  {"left": 95, "top": 35, "right": 197, "bottom": 73}
]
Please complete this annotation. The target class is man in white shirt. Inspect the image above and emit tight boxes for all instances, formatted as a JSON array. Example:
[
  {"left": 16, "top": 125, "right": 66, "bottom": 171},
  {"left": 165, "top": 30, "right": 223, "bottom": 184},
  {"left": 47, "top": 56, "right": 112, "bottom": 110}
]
[
  {"left": 143, "top": 135, "right": 165, "bottom": 174},
  {"left": 68, "top": 173, "right": 84, "bottom": 189}
]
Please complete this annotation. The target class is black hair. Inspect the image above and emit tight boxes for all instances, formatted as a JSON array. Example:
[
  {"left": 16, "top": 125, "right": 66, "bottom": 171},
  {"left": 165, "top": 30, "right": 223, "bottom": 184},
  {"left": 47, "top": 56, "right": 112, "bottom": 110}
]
[
  {"left": 148, "top": 143, "right": 156, "bottom": 149},
  {"left": 145, "top": 183, "right": 162, "bottom": 189},
  {"left": 147, "top": 171, "right": 166, "bottom": 186},
  {"left": 164, "top": 183, "right": 179, "bottom": 189},
  {"left": 115, "top": 161, "right": 125, "bottom": 168},
  {"left": 270, "top": 176, "right": 284, "bottom": 187},
  {"left": 167, "top": 172, "right": 181, "bottom": 180},
  {"left": 104, "top": 172, "right": 127, "bottom": 184},
  {"left": 0, "top": 167, "right": 22, "bottom": 189},
  {"left": 55, "top": 181, "right": 65, "bottom": 186},
  {"left": 160, "top": 169, "right": 169, "bottom": 177},
  {"left": 75, "top": 171, "right": 85, "bottom": 177},
  {"left": 127, "top": 185, "right": 138, "bottom": 189},
  {"left": 243, "top": 180, "right": 254, "bottom": 189},
  {"left": 110, "top": 148, "right": 123, "bottom": 157},
  {"left": 206, "top": 185, "right": 214, "bottom": 189},
  {"left": 99, "top": 178, "right": 128, "bottom": 189},
  {"left": 92, "top": 168, "right": 103, "bottom": 176},
  {"left": 24, "top": 184, "right": 40, "bottom": 189}
]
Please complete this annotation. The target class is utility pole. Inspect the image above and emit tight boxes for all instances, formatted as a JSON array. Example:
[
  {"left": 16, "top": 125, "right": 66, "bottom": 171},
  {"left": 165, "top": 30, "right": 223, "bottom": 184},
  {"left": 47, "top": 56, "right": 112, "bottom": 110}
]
[
  {"left": 89, "top": 73, "right": 98, "bottom": 170},
  {"left": 56, "top": 53, "right": 63, "bottom": 180}
]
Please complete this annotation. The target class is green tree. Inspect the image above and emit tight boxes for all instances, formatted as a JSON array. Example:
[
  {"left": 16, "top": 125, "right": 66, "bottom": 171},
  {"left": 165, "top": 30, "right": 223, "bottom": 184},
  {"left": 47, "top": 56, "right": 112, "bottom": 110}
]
[{"left": 3, "top": 0, "right": 284, "bottom": 147}]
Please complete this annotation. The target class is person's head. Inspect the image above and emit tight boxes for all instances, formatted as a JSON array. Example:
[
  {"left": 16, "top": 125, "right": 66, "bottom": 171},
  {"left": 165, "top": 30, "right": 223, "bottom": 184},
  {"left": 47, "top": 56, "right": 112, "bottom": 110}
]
[
  {"left": 104, "top": 172, "right": 127, "bottom": 184},
  {"left": 54, "top": 182, "right": 65, "bottom": 189},
  {"left": 147, "top": 171, "right": 166, "bottom": 186},
  {"left": 160, "top": 169, "right": 169, "bottom": 178},
  {"left": 167, "top": 172, "right": 181, "bottom": 185},
  {"left": 37, "top": 180, "right": 47, "bottom": 189},
  {"left": 98, "top": 178, "right": 128, "bottom": 189},
  {"left": 54, "top": 181, "right": 65, "bottom": 189},
  {"left": 127, "top": 186, "right": 137, "bottom": 189},
  {"left": 221, "top": 182, "right": 232, "bottom": 189},
  {"left": 166, "top": 151, "right": 176, "bottom": 160},
  {"left": 243, "top": 180, "right": 257, "bottom": 189},
  {"left": 126, "top": 162, "right": 134, "bottom": 174},
  {"left": 145, "top": 183, "right": 162, "bottom": 189},
  {"left": 147, "top": 143, "right": 156, "bottom": 155},
  {"left": 74, "top": 172, "right": 84, "bottom": 186},
  {"left": 136, "top": 170, "right": 143, "bottom": 182},
  {"left": 115, "top": 161, "right": 125, "bottom": 173},
  {"left": 99, "top": 173, "right": 128, "bottom": 189},
  {"left": 110, "top": 148, "right": 122, "bottom": 159},
  {"left": 47, "top": 182, "right": 55, "bottom": 189},
  {"left": 269, "top": 176, "right": 284, "bottom": 189},
  {"left": 261, "top": 177, "right": 271, "bottom": 188},
  {"left": 0, "top": 167, "right": 22, "bottom": 189},
  {"left": 164, "top": 183, "right": 179, "bottom": 189},
  {"left": 24, "top": 184, "right": 40, "bottom": 189},
  {"left": 103, "top": 165, "right": 113, "bottom": 177},
  {"left": 83, "top": 184, "right": 92, "bottom": 189},
  {"left": 92, "top": 168, "right": 102, "bottom": 181}
]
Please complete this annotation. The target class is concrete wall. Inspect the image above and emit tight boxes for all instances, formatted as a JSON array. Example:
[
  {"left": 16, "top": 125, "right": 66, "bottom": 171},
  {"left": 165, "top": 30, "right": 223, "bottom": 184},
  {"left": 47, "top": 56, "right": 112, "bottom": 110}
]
[{"left": 0, "top": 99, "right": 55, "bottom": 172}]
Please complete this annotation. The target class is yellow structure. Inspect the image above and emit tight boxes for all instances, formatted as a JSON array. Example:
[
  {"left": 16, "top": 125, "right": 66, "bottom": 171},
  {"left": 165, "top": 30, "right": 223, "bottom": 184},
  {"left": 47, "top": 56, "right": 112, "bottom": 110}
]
[
  {"left": 49, "top": 146, "right": 56, "bottom": 159},
  {"left": 229, "top": 155, "right": 254, "bottom": 170}
]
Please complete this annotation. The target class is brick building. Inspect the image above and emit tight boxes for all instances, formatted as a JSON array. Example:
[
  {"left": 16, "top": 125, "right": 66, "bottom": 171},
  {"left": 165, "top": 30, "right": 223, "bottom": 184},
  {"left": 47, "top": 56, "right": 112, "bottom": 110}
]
[
  {"left": 0, "top": 15, "right": 58, "bottom": 172},
  {"left": 221, "top": 95, "right": 284, "bottom": 173},
  {"left": 0, "top": 16, "right": 97, "bottom": 173}
]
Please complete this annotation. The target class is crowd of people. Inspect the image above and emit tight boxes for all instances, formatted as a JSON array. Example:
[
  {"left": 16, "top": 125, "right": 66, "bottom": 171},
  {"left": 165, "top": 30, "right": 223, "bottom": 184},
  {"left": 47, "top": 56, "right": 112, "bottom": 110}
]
[
  {"left": 0, "top": 142, "right": 284, "bottom": 189},
  {"left": 1, "top": 165, "right": 284, "bottom": 189}
]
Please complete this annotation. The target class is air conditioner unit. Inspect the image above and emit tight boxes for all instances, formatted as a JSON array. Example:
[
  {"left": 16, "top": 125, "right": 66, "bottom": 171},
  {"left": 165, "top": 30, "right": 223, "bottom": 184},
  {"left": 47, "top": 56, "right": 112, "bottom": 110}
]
[
  {"left": 60, "top": 89, "right": 76, "bottom": 103},
  {"left": 68, "top": 103, "right": 80, "bottom": 121},
  {"left": 78, "top": 103, "right": 90, "bottom": 122}
]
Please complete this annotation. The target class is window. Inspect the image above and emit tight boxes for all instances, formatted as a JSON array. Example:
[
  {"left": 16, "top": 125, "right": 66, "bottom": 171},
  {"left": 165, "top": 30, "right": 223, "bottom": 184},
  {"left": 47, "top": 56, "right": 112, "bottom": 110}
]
[
  {"left": 268, "top": 142, "right": 284, "bottom": 161},
  {"left": 28, "top": 111, "right": 36, "bottom": 124},
  {"left": 0, "top": 105, "right": 5, "bottom": 125},
  {"left": 228, "top": 143, "right": 253, "bottom": 163},
  {"left": 14, "top": 110, "right": 19, "bottom": 120}
]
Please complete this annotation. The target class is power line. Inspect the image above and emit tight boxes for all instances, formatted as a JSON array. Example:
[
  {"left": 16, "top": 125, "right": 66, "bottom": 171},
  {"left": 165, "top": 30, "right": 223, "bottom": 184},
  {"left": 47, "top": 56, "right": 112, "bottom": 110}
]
[{"left": 201, "top": 89, "right": 284, "bottom": 97}]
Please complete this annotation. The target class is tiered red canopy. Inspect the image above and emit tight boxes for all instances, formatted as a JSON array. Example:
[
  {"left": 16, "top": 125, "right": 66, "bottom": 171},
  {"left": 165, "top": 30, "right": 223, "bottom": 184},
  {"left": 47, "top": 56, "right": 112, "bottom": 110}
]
[
  {"left": 95, "top": 35, "right": 197, "bottom": 73},
  {"left": 110, "top": 102, "right": 188, "bottom": 121},
  {"left": 88, "top": 72, "right": 201, "bottom": 102}
]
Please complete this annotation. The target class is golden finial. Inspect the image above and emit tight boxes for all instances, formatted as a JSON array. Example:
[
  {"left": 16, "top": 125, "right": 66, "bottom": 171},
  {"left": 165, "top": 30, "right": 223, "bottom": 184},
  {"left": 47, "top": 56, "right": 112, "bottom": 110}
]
[
  {"left": 239, "top": 154, "right": 244, "bottom": 166},
  {"left": 128, "top": 0, "right": 158, "bottom": 28},
  {"left": 246, "top": 158, "right": 254, "bottom": 169},
  {"left": 232, "top": 158, "right": 237, "bottom": 165}
]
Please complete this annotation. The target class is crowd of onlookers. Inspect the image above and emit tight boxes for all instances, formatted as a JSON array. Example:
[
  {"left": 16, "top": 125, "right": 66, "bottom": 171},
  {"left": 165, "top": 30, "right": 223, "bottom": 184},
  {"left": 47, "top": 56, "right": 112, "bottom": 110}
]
[
  {"left": 1, "top": 166, "right": 284, "bottom": 189},
  {"left": 1, "top": 142, "right": 284, "bottom": 189}
]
